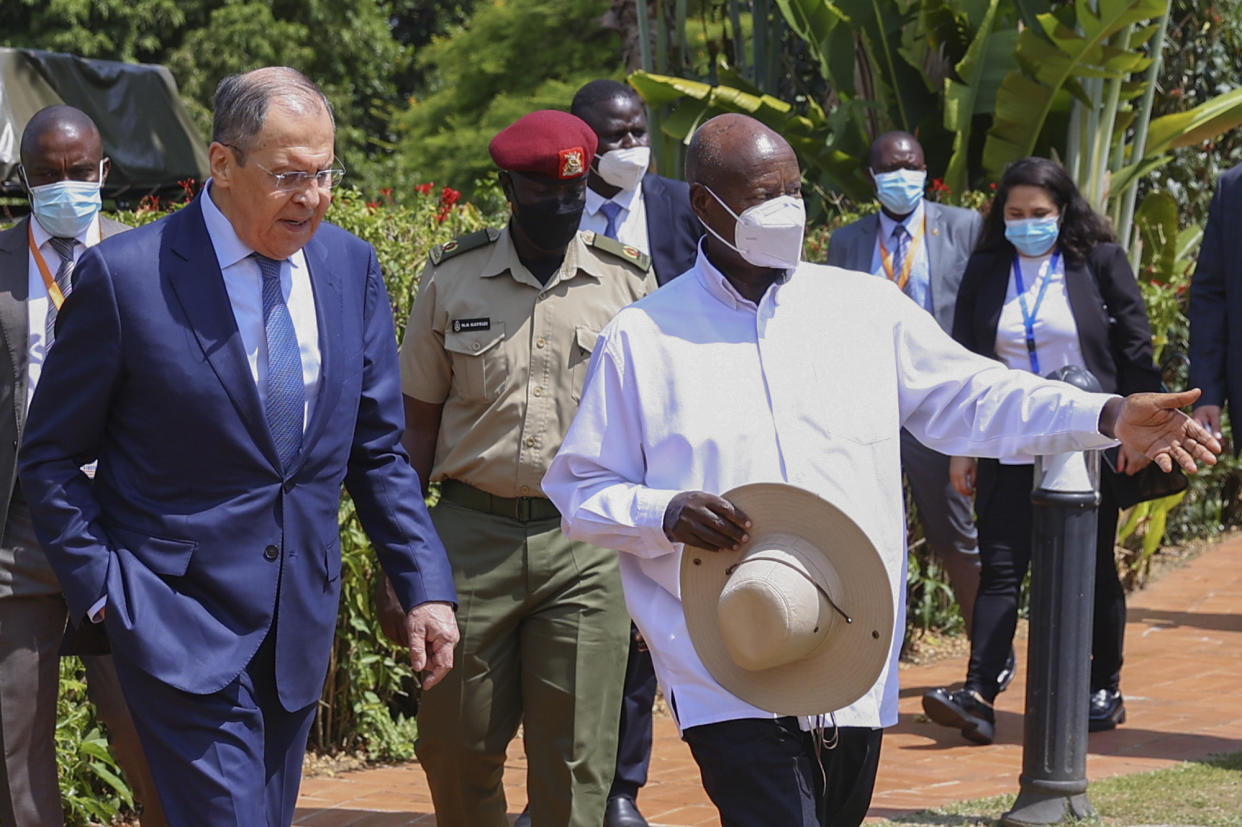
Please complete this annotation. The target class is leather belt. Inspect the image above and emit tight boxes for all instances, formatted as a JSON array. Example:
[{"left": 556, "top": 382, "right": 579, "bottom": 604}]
[{"left": 439, "top": 479, "right": 560, "bottom": 523}]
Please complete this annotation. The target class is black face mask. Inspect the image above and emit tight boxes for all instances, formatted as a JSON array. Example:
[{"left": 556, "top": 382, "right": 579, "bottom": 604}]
[{"left": 512, "top": 197, "right": 584, "bottom": 252}]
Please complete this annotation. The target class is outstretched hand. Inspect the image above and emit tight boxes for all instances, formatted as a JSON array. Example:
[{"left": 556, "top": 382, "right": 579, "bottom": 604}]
[{"left": 1103, "top": 389, "right": 1222, "bottom": 474}]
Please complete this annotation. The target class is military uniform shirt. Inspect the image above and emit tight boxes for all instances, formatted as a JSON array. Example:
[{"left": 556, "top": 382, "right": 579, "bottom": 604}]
[{"left": 401, "top": 226, "right": 654, "bottom": 499}]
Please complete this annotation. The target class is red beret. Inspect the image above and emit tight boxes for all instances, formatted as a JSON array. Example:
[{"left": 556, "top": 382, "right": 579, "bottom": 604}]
[{"left": 489, "top": 110, "right": 598, "bottom": 181}]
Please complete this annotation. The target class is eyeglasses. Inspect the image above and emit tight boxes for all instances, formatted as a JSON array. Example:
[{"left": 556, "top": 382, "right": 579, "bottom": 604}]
[{"left": 251, "top": 160, "right": 346, "bottom": 192}]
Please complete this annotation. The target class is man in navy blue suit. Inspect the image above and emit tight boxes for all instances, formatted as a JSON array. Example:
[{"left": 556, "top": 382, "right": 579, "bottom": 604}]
[
  {"left": 573, "top": 79, "right": 701, "bottom": 287},
  {"left": 18, "top": 67, "right": 458, "bottom": 824},
  {"left": 567, "top": 79, "right": 703, "bottom": 827}
]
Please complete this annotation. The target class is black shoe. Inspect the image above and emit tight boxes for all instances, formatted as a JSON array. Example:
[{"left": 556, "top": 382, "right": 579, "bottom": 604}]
[
  {"left": 996, "top": 647, "right": 1017, "bottom": 694},
  {"left": 922, "top": 687, "right": 996, "bottom": 745},
  {"left": 514, "top": 806, "right": 531, "bottom": 827},
  {"left": 1088, "top": 688, "right": 1126, "bottom": 732},
  {"left": 604, "top": 795, "right": 649, "bottom": 827}
]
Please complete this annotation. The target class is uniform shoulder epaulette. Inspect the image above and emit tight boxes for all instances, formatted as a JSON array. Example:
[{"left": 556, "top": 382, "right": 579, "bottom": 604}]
[
  {"left": 583, "top": 230, "right": 651, "bottom": 272},
  {"left": 428, "top": 227, "right": 501, "bottom": 267}
]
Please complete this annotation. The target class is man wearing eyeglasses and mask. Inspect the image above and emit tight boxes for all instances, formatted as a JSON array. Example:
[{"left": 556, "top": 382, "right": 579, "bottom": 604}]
[
  {"left": 543, "top": 113, "right": 1220, "bottom": 826},
  {"left": 826, "top": 132, "right": 1000, "bottom": 687},
  {"left": 18, "top": 68, "right": 457, "bottom": 823},
  {"left": 385, "top": 109, "right": 654, "bottom": 827},
  {"left": 0, "top": 105, "right": 164, "bottom": 826}
]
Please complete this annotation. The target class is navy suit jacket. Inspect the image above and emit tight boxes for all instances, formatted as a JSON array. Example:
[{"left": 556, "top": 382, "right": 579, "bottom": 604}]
[
  {"left": 1190, "top": 162, "right": 1242, "bottom": 427},
  {"left": 824, "top": 201, "right": 982, "bottom": 334},
  {"left": 640, "top": 174, "right": 701, "bottom": 286},
  {"left": 18, "top": 195, "right": 455, "bottom": 711}
]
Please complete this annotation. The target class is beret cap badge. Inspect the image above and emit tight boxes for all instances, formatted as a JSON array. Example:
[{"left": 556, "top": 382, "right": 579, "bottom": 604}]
[{"left": 558, "top": 148, "right": 585, "bottom": 179}]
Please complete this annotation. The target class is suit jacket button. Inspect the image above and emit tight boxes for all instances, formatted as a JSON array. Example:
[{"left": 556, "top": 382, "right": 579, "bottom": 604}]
[{"left": 264, "top": 545, "right": 279, "bottom": 561}]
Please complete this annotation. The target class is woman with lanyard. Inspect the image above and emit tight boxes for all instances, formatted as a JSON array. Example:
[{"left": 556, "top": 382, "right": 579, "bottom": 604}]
[{"left": 921, "top": 157, "right": 1163, "bottom": 745}]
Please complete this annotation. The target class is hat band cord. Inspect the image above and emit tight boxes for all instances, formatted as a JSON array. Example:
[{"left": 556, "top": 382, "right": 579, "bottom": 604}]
[{"left": 724, "top": 556, "right": 853, "bottom": 624}]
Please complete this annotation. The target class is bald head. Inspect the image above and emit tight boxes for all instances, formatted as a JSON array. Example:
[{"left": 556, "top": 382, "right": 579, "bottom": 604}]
[
  {"left": 868, "top": 131, "right": 924, "bottom": 171},
  {"left": 686, "top": 114, "right": 797, "bottom": 192},
  {"left": 20, "top": 105, "right": 101, "bottom": 168},
  {"left": 212, "top": 67, "right": 334, "bottom": 161},
  {"left": 19, "top": 105, "right": 108, "bottom": 191}
]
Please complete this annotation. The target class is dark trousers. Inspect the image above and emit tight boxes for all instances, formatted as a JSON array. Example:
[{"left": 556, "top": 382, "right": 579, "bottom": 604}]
[
  {"left": 611, "top": 624, "right": 657, "bottom": 800},
  {"left": 111, "top": 631, "right": 317, "bottom": 826},
  {"left": 966, "top": 461, "right": 1125, "bottom": 702},
  {"left": 682, "top": 717, "right": 882, "bottom": 827}
]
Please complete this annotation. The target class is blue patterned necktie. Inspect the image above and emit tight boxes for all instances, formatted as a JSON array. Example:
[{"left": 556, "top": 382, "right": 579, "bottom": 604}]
[
  {"left": 891, "top": 223, "right": 909, "bottom": 281},
  {"left": 45, "top": 236, "right": 77, "bottom": 344},
  {"left": 600, "top": 201, "right": 623, "bottom": 240},
  {"left": 252, "top": 253, "right": 303, "bottom": 470}
]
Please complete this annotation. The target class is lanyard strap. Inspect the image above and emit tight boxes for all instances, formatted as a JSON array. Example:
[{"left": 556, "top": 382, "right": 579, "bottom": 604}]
[
  {"left": 27, "top": 224, "right": 68, "bottom": 310},
  {"left": 1011, "top": 249, "right": 1060, "bottom": 374},
  {"left": 877, "top": 216, "right": 926, "bottom": 291}
]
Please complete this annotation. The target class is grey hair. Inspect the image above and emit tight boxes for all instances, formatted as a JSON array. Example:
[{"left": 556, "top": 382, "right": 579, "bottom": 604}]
[{"left": 212, "top": 67, "right": 334, "bottom": 161}]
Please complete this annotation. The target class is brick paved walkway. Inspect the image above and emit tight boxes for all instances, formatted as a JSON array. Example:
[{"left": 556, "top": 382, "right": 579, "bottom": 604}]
[{"left": 294, "top": 534, "right": 1242, "bottom": 825}]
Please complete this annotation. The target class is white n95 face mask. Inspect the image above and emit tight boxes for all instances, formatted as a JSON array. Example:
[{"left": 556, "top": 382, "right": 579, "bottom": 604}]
[
  {"left": 702, "top": 187, "right": 806, "bottom": 270},
  {"left": 596, "top": 147, "right": 651, "bottom": 191}
]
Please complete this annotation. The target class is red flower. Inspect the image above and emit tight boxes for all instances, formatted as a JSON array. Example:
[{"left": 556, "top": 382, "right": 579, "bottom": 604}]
[
  {"left": 440, "top": 186, "right": 461, "bottom": 207},
  {"left": 380, "top": 187, "right": 394, "bottom": 198},
  {"left": 366, "top": 201, "right": 380, "bottom": 210},
  {"left": 178, "top": 178, "right": 197, "bottom": 202},
  {"left": 414, "top": 182, "right": 434, "bottom": 196},
  {"left": 989, "top": 182, "right": 998, "bottom": 191}
]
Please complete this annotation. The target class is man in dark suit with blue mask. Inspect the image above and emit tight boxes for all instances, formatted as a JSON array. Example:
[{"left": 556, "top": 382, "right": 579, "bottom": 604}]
[
  {"left": 18, "top": 67, "right": 458, "bottom": 824},
  {"left": 826, "top": 133, "right": 1011, "bottom": 688},
  {"left": 564, "top": 78, "right": 702, "bottom": 827}
]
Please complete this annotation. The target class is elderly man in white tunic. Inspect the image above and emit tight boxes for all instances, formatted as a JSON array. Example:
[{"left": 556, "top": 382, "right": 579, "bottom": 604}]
[{"left": 541, "top": 113, "right": 1218, "bottom": 827}]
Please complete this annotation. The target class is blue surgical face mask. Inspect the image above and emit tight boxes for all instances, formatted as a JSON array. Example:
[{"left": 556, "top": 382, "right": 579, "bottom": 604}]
[
  {"left": 871, "top": 168, "right": 926, "bottom": 215},
  {"left": 23, "top": 162, "right": 105, "bottom": 238},
  {"left": 1005, "top": 216, "right": 1060, "bottom": 257}
]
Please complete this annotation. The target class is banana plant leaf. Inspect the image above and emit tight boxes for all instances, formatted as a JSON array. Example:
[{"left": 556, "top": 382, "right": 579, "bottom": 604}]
[
  {"left": 943, "top": 0, "right": 1018, "bottom": 193},
  {"left": 983, "top": 0, "right": 1166, "bottom": 174},
  {"left": 629, "top": 71, "right": 872, "bottom": 200},
  {"left": 1111, "top": 86, "right": 1242, "bottom": 195}
]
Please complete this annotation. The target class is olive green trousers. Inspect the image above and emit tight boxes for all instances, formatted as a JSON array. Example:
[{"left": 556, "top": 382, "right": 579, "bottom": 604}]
[{"left": 416, "top": 499, "right": 630, "bottom": 827}]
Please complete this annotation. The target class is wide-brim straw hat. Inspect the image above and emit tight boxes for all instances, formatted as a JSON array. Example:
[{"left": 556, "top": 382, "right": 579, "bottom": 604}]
[{"left": 680, "top": 482, "right": 893, "bottom": 716}]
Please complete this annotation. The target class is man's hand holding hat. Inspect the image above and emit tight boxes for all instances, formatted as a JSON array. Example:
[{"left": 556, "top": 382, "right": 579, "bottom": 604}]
[{"left": 663, "top": 491, "right": 753, "bottom": 551}]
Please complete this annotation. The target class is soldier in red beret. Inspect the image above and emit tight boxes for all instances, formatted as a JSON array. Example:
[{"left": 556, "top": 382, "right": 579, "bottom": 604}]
[{"left": 379, "top": 110, "right": 656, "bottom": 826}]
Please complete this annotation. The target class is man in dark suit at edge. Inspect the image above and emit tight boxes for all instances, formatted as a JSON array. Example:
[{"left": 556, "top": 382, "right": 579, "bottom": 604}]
[
  {"left": 1190, "top": 162, "right": 1242, "bottom": 448},
  {"left": 18, "top": 68, "right": 457, "bottom": 823},
  {"left": 565, "top": 78, "right": 704, "bottom": 827}
]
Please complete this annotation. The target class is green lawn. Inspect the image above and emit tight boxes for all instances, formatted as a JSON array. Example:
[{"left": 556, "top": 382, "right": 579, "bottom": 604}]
[{"left": 885, "top": 752, "right": 1242, "bottom": 826}]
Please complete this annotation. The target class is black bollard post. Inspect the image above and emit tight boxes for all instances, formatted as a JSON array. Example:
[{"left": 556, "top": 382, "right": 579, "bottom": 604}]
[{"left": 1002, "top": 366, "right": 1101, "bottom": 826}]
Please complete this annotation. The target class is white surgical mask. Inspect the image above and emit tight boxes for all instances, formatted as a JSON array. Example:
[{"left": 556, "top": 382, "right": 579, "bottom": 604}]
[
  {"left": 871, "top": 167, "right": 926, "bottom": 216},
  {"left": 23, "top": 161, "right": 105, "bottom": 238},
  {"left": 595, "top": 146, "right": 651, "bottom": 191},
  {"left": 701, "top": 186, "right": 806, "bottom": 271}
]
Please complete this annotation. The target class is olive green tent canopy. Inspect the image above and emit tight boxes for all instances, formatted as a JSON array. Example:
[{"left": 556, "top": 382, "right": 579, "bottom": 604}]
[{"left": 0, "top": 47, "right": 209, "bottom": 205}]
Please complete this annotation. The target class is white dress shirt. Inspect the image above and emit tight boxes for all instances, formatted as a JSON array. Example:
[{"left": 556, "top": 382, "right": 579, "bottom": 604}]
[
  {"left": 542, "top": 245, "right": 1116, "bottom": 732},
  {"left": 201, "top": 181, "right": 321, "bottom": 432},
  {"left": 994, "top": 252, "right": 1085, "bottom": 464},
  {"left": 582, "top": 182, "right": 649, "bottom": 252},
  {"left": 27, "top": 214, "right": 101, "bottom": 412}
]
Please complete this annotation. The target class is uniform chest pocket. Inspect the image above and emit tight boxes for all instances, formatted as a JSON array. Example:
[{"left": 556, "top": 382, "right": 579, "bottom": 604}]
[
  {"left": 571, "top": 325, "right": 600, "bottom": 403},
  {"left": 445, "top": 324, "right": 508, "bottom": 403}
]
